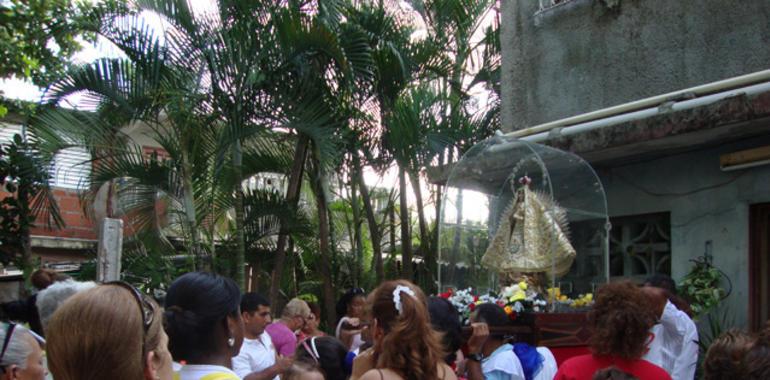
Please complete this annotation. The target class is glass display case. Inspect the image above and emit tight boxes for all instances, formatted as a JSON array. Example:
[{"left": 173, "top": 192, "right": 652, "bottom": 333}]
[{"left": 438, "top": 136, "right": 609, "bottom": 308}]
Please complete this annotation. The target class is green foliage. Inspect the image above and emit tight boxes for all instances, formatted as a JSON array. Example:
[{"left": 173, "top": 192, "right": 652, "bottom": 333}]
[
  {"left": 680, "top": 258, "right": 728, "bottom": 318},
  {"left": 0, "top": 134, "right": 63, "bottom": 270},
  {"left": 0, "top": 0, "right": 129, "bottom": 86},
  {"left": 74, "top": 258, "right": 96, "bottom": 281}
]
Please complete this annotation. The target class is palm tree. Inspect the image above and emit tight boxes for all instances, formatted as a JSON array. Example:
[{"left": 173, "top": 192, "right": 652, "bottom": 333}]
[
  {"left": 342, "top": 1, "right": 449, "bottom": 283},
  {"left": 0, "top": 132, "right": 64, "bottom": 293},
  {"left": 387, "top": 0, "right": 498, "bottom": 290},
  {"left": 32, "top": 0, "right": 356, "bottom": 293}
]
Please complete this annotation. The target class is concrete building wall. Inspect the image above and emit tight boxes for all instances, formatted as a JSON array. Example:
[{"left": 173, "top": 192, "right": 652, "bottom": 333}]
[
  {"left": 501, "top": 0, "right": 770, "bottom": 131},
  {"left": 597, "top": 137, "right": 770, "bottom": 327}
]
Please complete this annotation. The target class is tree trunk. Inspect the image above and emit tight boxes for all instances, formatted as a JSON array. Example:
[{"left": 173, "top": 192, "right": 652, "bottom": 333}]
[
  {"left": 18, "top": 182, "right": 32, "bottom": 298},
  {"left": 310, "top": 146, "right": 337, "bottom": 329},
  {"left": 449, "top": 188, "right": 463, "bottom": 285},
  {"left": 408, "top": 170, "right": 431, "bottom": 289},
  {"left": 350, "top": 178, "right": 364, "bottom": 287},
  {"left": 232, "top": 140, "right": 246, "bottom": 289},
  {"left": 433, "top": 152, "right": 445, "bottom": 289},
  {"left": 180, "top": 149, "right": 200, "bottom": 268},
  {"left": 398, "top": 166, "right": 412, "bottom": 280},
  {"left": 288, "top": 238, "right": 297, "bottom": 296},
  {"left": 355, "top": 159, "right": 383, "bottom": 283},
  {"left": 250, "top": 259, "right": 260, "bottom": 292},
  {"left": 339, "top": 177, "right": 357, "bottom": 285},
  {"left": 270, "top": 136, "right": 309, "bottom": 305},
  {"left": 388, "top": 194, "right": 397, "bottom": 278}
]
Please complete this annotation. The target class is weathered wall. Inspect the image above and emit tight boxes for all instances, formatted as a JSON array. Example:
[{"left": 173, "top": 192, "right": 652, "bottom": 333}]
[
  {"left": 597, "top": 137, "right": 770, "bottom": 327},
  {"left": 501, "top": 0, "right": 770, "bottom": 131}
]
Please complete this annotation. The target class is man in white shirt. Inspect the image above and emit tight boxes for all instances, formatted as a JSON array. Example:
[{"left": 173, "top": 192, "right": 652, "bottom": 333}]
[
  {"left": 642, "top": 275, "right": 699, "bottom": 380},
  {"left": 233, "top": 293, "right": 293, "bottom": 380},
  {"left": 465, "top": 303, "right": 525, "bottom": 380}
]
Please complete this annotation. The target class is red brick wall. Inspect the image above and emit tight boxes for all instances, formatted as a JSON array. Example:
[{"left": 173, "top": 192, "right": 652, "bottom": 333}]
[
  {"left": 30, "top": 188, "right": 97, "bottom": 240},
  {"left": 0, "top": 144, "right": 173, "bottom": 243},
  {"left": 0, "top": 188, "right": 97, "bottom": 241}
]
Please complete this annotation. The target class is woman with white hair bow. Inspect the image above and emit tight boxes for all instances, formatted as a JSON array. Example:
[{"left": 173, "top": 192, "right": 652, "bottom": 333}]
[{"left": 0, "top": 323, "right": 46, "bottom": 380}]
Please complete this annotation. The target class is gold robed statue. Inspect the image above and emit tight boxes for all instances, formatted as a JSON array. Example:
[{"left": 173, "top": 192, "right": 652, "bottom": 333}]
[{"left": 481, "top": 176, "right": 576, "bottom": 286}]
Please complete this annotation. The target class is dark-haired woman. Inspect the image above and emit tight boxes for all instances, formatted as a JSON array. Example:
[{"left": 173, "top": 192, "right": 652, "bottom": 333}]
[
  {"left": 352, "top": 280, "right": 457, "bottom": 380},
  {"left": 335, "top": 288, "right": 366, "bottom": 352},
  {"left": 295, "top": 336, "right": 349, "bottom": 379},
  {"left": 554, "top": 282, "right": 671, "bottom": 380},
  {"left": 427, "top": 297, "right": 463, "bottom": 370},
  {"left": 164, "top": 272, "right": 245, "bottom": 380}
]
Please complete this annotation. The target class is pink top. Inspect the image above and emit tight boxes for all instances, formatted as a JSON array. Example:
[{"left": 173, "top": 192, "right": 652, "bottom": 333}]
[{"left": 265, "top": 321, "right": 297, "bottom": 357}]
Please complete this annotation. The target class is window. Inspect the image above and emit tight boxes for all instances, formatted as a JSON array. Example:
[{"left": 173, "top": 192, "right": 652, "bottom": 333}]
[
  {"left": 0, "top": 123, "right": 22, "bottom": 144},
  {"left": 49, "top": 147, "right": 91, "bottom": 189},
  {"left": 609, "top": 212, "right": 671, "bottom": 281},
  {"left": 0, "top": 123, "right": 91, "bottom": 190}
]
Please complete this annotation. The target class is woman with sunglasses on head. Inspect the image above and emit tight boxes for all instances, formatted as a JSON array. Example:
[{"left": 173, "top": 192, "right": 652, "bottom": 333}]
[
  {"left": 0, "top": 323, "right": 46, "bottom": 380},
  {"left": 45, "top": 282, "right": 172, "bottom": 380},
  {"left": 165, "top": 272, "right": 245, "bottom": 380},
  {"left": 352, "top": 280, "right": 457, "bottom": 380},
  {"left": 295, "top": 336, "right": 349, "bottom": 379},
  {"left": 335, "top": 288, "right": 366, "bottom": 352}
]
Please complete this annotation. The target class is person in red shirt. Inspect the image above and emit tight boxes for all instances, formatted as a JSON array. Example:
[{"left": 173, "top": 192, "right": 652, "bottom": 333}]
[{"left": 554, "top": 282, "right": 671, "bottom": 380}]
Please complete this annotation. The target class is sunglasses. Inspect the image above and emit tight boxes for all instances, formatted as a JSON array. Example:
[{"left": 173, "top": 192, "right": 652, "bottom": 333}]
[
  {"left": 0, "top": 323, "right": 16, "bottom": 370},
  {"left": 105, "top": 281, "right": 156, "bottom": 355}
]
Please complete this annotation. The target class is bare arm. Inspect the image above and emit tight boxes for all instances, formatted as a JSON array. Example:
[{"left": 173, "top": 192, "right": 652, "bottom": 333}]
[
  {"left": 242, "top": 356, "right": 293, "bottom": 380},
  {"left": 464, "top": 323, "right": 489, "bottom": 380}
]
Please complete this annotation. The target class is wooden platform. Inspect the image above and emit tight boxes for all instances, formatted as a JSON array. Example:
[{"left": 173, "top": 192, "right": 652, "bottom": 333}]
[{"left": 461, "top": 312, "right": 590, "bottom": 347}]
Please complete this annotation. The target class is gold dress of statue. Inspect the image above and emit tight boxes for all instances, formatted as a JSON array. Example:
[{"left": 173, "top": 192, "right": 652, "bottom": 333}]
[{"left": 481, "top": 177, "right": 576, "bottom": 283}]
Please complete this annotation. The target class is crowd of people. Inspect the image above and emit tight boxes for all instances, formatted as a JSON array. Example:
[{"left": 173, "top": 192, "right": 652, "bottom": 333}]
[{"left": 0, "top": 269, "right": 767, "bottom": 380}]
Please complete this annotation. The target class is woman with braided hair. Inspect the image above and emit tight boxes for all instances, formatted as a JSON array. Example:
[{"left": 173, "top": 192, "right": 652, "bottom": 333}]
[{"left": 351, "top": 280, "right": 457, "bottom": 380}]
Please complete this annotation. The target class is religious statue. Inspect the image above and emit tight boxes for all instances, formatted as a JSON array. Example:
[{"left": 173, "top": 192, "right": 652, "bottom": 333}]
[{"left": 481, "top": 176, "right": 576, "bottom": 287}]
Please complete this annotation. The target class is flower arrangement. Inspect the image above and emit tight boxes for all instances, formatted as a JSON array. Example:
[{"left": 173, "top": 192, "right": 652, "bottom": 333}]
[
  {"left": 439, "top": 280, "right": 546, "bottom": 324},
  {"left": 546, "top": 287, "right": 593, "bottom": 308},
  {"left": 439, "top": 281, "right": 594, "bottom": 324}
]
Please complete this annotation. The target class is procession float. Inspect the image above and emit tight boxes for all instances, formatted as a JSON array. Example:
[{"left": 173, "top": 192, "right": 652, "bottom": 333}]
[{"left": 437, "top": 135, "right": 610, "bottom": 364}]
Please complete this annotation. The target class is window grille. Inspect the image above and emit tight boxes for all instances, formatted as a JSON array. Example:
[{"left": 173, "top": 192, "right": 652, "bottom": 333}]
[{"left": 609, "top": 212, "right": 672, "bottom": 280}]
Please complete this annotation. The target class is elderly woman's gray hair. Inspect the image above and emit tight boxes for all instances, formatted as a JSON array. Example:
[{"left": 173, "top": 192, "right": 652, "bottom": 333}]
[
  {"left": 0, "top": 324, "right": 34, "bottom": 369},
  {"left": 35, "top": 279, "right": 96, "bottom": 332}
]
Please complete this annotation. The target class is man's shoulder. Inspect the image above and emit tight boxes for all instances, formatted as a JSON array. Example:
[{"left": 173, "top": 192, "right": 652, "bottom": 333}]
[
  {"left": 266, "top": 322, "right": 296, "bottom": 344},
  {"left": 484, "top": 344, "right": 523, "bottom": 376},
  {"left": 260, "top": 332, "right": 275, "bottom": 346},
  {"left": 266, "top": 322, "right": 290, "bottom": 335}
]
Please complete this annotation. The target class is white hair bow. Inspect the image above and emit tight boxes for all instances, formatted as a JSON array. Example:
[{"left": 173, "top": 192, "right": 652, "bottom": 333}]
[{"left": 392, "top": 285, "right": 416, "bottom": 315}]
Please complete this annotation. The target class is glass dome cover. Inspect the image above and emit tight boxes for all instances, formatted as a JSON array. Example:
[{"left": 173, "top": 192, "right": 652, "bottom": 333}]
[{"left": 438, "top": 136, "right": 609, "bottom": 304}]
